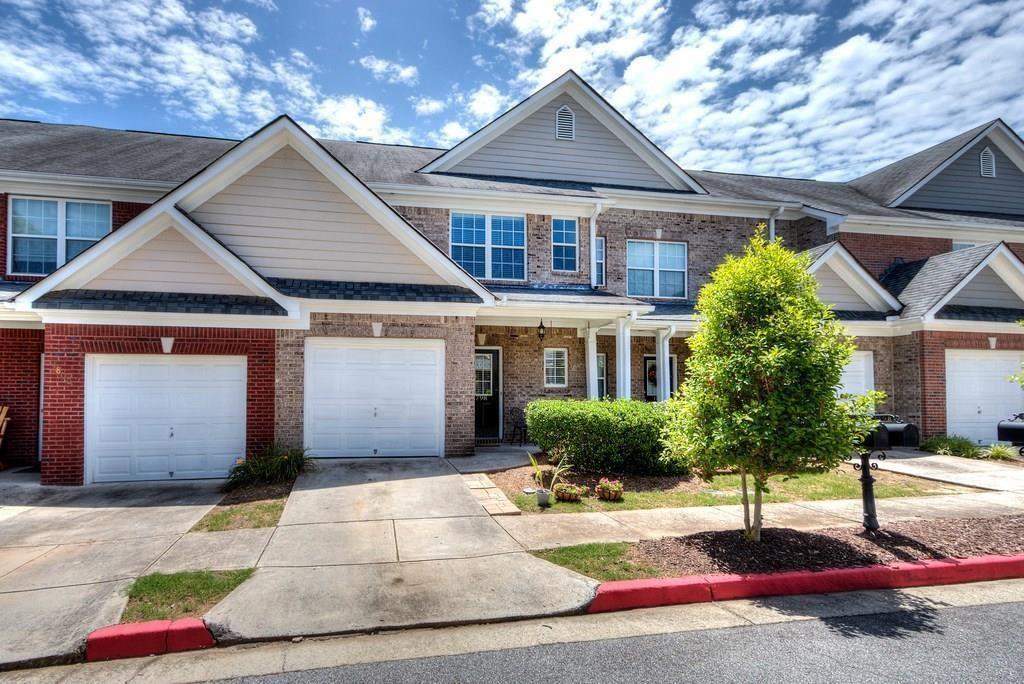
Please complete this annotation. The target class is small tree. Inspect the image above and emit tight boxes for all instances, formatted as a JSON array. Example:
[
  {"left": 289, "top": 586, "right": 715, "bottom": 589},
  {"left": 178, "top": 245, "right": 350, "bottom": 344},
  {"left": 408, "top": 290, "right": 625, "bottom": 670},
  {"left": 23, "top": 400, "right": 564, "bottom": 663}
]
[{"left": 662, "top": 227, "right": 882, "bottom": 541}]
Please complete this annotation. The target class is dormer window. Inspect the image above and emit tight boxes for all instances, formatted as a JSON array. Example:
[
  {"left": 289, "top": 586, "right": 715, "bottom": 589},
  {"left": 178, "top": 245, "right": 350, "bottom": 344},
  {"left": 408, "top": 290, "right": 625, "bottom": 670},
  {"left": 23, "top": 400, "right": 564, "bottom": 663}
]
[
  {"left": 980, "top": 147, "right": 996, "bottom": 177},
  {"left": 555, "top": 105, "right": 574, "bottom": 140}
]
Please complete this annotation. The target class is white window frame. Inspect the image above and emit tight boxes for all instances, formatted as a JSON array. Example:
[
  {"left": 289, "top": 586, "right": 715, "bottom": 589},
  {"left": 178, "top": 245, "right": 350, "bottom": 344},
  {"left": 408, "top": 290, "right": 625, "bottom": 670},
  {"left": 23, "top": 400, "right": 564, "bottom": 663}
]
[
  {"left": 555, "top": 105, "right": 575, "bottom": 140},
  {"left": 980, "top": 147, "right": 996, "bottom": 178},
  {"left": 450, "top": 211, "right": 527, "bottom": 282},
  {"left": 543, "top": 347, "right": 568, "bottom": 388},
  {"left": 551, "top": 217, "right": 578, "bottom": 273},
  {"left": 626, "top": 239, "right": 688, "bottom": 299},
  {"left": 596, "top": 352, "right": 607, "bottom": 398},
  {"left": 7, "top": 196, "right": 112, "bottom": 276},
  {"left": 594, "top": 236, "right": 606, "bottom": 287}
]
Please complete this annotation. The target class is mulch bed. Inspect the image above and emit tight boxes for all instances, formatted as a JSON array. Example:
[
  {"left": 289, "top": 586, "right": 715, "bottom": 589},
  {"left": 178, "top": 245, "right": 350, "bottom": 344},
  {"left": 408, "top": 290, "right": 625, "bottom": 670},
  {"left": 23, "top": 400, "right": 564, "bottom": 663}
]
[
  {"left": 630, "top": 515, "right": 1024, "bottom": 576},
  {"left": 217, "top": 481, "right": 292, "bottom": 506}
]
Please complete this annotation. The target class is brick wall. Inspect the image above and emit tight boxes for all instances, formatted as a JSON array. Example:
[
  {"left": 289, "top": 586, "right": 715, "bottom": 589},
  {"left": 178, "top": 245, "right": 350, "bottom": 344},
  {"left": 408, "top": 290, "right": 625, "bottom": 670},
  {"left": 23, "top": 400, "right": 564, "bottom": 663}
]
[
  {"left": 0, "top": 194, "right": 149, "bottom": 281},
  {"left": 855, "top": 335, "right": 894, "bottom": 413},
  {"left": 0, "top": 327, "right": 43, "bottom": 468},
  {"left": 41, "top": 325, "right": 274, "bottom": 486},
  {"left": 775, "top": 216, "right": 830, "bottom": 252},
  {"left": 839, "top": 233, "right": 953, "bottom": 278},
  {"left": 276, "top": 313, "right": 476, "bottom": 457},
  {"left": 597, "top": 208, "right": 758, "bottom": 299}
]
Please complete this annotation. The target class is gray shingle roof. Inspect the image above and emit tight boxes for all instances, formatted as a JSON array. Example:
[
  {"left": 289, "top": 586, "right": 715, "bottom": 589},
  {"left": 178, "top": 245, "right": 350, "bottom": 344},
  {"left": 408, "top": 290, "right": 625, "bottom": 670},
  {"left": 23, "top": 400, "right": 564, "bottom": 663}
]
[
  {"left": 848, "top": 121, "right": 995, "bottom": 206},
  {"left": 267, "top": 278, "right": 481, "bottom": 303},
  {"left": 489, "top": 284, "right": 646, "bottom": 306},
  {"left": 0, "top": 279, "right": 30, "bottom": 300},
  {"left": 879, "top": 242, "right": 1000, "bottom": 319},
  {"left": 640, "top": 302, "right": 697, "bottom": 320},
  {"left": 33, "top": 290, "right": 288, "bottom": 315},
  {"left": 936, "top": 304, "right": 1024, "bottom": 323}
]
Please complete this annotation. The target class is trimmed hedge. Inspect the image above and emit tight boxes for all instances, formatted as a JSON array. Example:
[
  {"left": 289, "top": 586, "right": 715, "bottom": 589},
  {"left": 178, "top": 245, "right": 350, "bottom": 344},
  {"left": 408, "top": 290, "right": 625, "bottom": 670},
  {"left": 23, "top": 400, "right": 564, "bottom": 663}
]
[{"left": 525, "top": 398, "right": 685, "bottom": 475}]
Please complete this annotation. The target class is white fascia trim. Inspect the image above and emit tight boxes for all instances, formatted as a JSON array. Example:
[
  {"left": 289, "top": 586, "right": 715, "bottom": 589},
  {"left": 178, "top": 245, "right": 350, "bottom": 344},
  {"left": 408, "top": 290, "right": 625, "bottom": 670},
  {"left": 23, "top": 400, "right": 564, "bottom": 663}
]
[
  {"left": 490, "top": 300, "right": 655, "bottom": 319},
  {"left": 35, "top": 309, "right": 307, "bottom": 329},
  {"left": 174, "top": 119, "right": 493, "bottom": 305},
  {"left": 298, "top": 299, "right": 482, "bottom": 317},
  {"left": 420, "top": 72, "right": 705, "bottom": 194},
  {"left": 840, "top": 217, "right": 1024, "bottom": 243},
  {"left": 924, "top": 245, "right": 1024, "bottom": 320},
  {"left": 372, "top": 183, "right": 606, "bottom": 217},
  {"left": 802, "top": 206, "right": 848, "bottom": 235},
  {"left": 808, "top": 243, "right": 902, "bottom": 312},
  {"left": 890, "top": 121, "right": 1024, "bottom": 207},
  {"left": 0, "top": 171, "right": 171, "bottom": 203},
  {"left": 596, "top": 188, "right": 802, "bottom": 218}
]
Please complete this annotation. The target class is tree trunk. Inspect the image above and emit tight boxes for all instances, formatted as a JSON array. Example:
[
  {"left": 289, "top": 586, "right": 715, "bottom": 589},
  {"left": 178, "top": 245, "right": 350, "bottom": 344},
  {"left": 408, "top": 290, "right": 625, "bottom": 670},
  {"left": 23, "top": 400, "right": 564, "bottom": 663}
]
[
  {"left": 740, "top": 467, "right": 752, "bottom": 538},
  {"left": 751, "top": 480, "right": 764, "bottom": 542}
]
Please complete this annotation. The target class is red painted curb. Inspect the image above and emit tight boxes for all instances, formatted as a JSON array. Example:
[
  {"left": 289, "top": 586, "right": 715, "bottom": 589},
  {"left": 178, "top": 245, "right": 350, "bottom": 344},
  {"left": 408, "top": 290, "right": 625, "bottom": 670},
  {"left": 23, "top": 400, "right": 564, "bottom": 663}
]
[
  {"left": 586, "top": 553, "right": 1024, "bottom": 613},
  {"left": 86, "top": 618, "right": 216, "bottom": 662}
]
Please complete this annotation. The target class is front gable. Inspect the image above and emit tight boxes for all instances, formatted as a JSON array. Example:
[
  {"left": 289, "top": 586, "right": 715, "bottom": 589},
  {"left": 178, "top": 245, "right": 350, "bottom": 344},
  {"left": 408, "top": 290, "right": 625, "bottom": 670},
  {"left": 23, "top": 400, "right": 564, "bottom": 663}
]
[
  {"left": 903, "top": 136, "right": 1024, "bottom": 215},
  {"left": 947, "top": 265, "right": 1024, "bottom": 308},
  {"left": 449, "top": 93, "right": 675, "bottom": 190},
  {"left": 808, "top": 243, "right": 901, "bottom": 314},
  {"left": 190, "top": 145, "right": 447, "bottom": 284}
]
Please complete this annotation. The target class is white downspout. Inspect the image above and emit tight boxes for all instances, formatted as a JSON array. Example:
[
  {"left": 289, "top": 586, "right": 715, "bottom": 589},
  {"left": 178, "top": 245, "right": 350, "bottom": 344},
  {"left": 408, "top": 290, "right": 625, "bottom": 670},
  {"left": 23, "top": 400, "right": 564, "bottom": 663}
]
[
  {"left": 590, "top": 202, "right": 603, "bottom": 287},
  {"left": 768, "top": 205, "right": 784, "bottom": 242}
]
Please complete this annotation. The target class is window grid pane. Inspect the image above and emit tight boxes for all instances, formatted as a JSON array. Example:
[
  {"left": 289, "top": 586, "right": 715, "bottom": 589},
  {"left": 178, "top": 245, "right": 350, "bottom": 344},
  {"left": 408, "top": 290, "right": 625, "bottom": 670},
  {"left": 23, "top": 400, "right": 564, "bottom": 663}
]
[
  {"left": 544, "top": 349, "right": 567, "bottom": 386},
  {"left": 66, "top": 201, "right": 111, "bottom": 239},
  {"left": 552, "top": 218, "right": 577, "bottom": 271},
  {"left": 11, "top": 198, "right": 58, "bottom": 236},
  {"left": 452, "top": 245, "right": 486, "bottom": 278},
  {"left": 627, "top": 241, "right": 654, "bottom": 268},
  {"left": 628, "top": 269, "right": 654, "bottom": 296},
  {"left": 597, "top": 354, "right": 607, "bottom": 397},
  {"left": 451, "top": 213, "right": 486, "bottom": 245},
  {"left": 595, "top": 237, "right": 605, "bottom": 286},
  {"left": 66, "top": 239, "right": 97, "bottom": 261},
  {"left": 491, "top": 247, "right": 524, "bottom": 280},
  {"left": 552, "top": 245, "right": 577, "bottom": 272},
  {"left": 491, "top": 216, "right": 525, "bottom": 247},
  {"left": 659, "top": 243, "right": 686, "bottom": 271},
  {"left": 658, "top": 270, "right": 686, "bottom": 298},
  {"left": 12, "top": 236, "right": 57, "bottom": 274}
]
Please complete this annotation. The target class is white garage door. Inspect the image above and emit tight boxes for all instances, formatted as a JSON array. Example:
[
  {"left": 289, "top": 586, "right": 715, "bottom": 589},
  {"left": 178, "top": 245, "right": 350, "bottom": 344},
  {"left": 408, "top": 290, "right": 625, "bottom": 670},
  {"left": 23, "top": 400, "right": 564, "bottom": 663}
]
[
  {"left": 86, "top": 355, "right": 247, "bottom": 483},
  {"left": 946, "top": 350, "right": 1024, "bottom": 444},
  {"left": 305, "top": 338, "right": 445, "bottom": 458},
  {"left": 839, "top": 350, "right": 875, "bottom": 396}
]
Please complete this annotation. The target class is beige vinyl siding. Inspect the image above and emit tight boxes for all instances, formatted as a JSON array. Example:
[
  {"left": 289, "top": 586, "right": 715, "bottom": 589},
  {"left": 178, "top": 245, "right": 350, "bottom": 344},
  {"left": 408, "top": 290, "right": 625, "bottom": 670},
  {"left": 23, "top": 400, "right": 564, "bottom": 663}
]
[
  {"left": 450, "top": 94, "right": 675, "bottom": 190},
  {"left": 815, "top": 264, "right": 873, "bottom": 311},
  {"left": 85, "top": 227, "right": 255, "bottom": 295},
  {"left": 949, "top": 266, "right": 1024, "bottom": 308},
  {"left": 191, "top": 146, "right": 447, "bottom": 284},
  {"left": 904, "top": 137, "right": 1024, "bottom": 215}
]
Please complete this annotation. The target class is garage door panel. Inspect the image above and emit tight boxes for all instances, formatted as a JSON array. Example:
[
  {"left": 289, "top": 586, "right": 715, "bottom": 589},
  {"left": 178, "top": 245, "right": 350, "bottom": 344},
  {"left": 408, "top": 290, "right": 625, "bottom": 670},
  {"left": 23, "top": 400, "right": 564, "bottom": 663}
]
[
  {"left": 305, "top": 339, "right": 444, "bottom": 458},
  {"left": 87, "top": 355, "right": 246, "bottom": 483},
  {"left": 946, "top": 350, "right": 1024, "bottom": 444}
]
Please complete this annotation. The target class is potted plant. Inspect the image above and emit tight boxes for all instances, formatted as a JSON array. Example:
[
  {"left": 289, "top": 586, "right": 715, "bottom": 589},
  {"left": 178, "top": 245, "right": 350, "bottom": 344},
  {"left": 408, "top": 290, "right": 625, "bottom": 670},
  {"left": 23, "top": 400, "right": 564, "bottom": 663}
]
[
  {"left": 553, "top": 482, "right": 586, "bottom": 502},
  {"left": 529, "top": 454, "right": 573, "bottom": 507},
  {"left": 595, "top": 477, "right": 624, "bottom": 501}
]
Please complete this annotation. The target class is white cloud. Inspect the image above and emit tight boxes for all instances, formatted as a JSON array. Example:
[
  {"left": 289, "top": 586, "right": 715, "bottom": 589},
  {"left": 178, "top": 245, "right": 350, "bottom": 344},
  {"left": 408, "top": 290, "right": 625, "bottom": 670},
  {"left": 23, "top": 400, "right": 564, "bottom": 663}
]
[
  {"left": 435, "top": 120, "right": 471, "bottom": 146},
  {"left": 238, "top": 0, "right": 278, "bottom": 10},
  {"left": 356, "top": 6, "right": 376, "bottom": 32},
  {"left": 358, "top": 56, "right": 419, "bottom": 86},
  {"left": 411, "top": 96, "right": 447, "bottom": 116},
  {"left": 466, "top": 83, "right": 508, "bottom": 121},
  {"left": 306, "top": 95, "right": 411, "bottom": 143}
]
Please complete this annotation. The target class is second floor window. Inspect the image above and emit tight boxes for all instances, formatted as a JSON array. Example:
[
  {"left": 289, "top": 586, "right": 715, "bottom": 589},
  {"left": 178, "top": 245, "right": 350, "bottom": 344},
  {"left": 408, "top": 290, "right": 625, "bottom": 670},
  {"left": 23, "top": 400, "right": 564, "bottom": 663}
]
[
  {"left": 595, "top": 236, "right": 606, "bottom": 286},
  {"left": 9, "top": 197, "right": 111, "bottom": 276},
  {"left": 552, "top": 218, "right": 578, "bottom": 271},
  {"left": 450, "top": 212, "right": 526, "bottom": 280},
  {"left": 627, "top": 240, "right": 687, "bottom": 298}
]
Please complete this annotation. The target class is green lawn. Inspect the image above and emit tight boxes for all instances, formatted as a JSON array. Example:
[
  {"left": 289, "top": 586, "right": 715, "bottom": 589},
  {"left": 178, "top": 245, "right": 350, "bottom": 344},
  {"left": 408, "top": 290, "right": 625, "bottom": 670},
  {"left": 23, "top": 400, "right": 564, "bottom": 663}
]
[
  {"left": 191, "top": 482, "right": 291, "bottom": 532},
  {"left": 533, "top": 543, "right": 655, "bottom": 581},
  {"left": 514, "top": 468, "right": 963, "bottom": 514},
  {"left": 121, "top": 569, "right": 254, "bottom": 622}
]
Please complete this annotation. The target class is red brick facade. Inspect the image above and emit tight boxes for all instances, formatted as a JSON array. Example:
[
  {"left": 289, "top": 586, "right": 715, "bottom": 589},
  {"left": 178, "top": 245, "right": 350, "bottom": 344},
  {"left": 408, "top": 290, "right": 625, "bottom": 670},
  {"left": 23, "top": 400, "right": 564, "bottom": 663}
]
[
  {"left": 0, "top": 327, "right": 43, "bottom": 468},
  {"left": 40, "top": 325, "right": 274, "bottom": 485},
  {"left": 0, "top": 193, "right": 149, "bottom": 281},
  {"left": 839, "top": 233, "right": 954, "bottom": 278}
]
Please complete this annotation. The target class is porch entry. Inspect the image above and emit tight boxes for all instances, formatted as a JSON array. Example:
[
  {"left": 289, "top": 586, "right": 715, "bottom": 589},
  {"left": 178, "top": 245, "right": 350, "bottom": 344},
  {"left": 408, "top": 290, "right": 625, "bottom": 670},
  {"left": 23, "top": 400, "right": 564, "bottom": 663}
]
[
  {"left": 475, "top": 348, "right": 502, "bottom": 444},
  {"left": 643, "top": 354, "right": 677, "bottom": 401}
]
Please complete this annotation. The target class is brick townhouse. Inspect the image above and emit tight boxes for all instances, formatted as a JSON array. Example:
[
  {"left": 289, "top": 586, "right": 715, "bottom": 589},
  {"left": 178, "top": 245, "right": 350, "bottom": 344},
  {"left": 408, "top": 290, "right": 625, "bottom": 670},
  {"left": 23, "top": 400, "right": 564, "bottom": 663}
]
[{"left": 1, "top": 71, "right": 1023, "bottom": 485}]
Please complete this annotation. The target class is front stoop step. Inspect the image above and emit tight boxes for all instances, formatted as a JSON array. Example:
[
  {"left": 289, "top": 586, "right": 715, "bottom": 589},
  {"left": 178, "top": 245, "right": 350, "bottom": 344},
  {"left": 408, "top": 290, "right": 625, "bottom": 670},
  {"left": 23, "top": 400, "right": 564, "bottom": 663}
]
[{"left": 462, "top": 473, "right": 521, "bottom": 516}]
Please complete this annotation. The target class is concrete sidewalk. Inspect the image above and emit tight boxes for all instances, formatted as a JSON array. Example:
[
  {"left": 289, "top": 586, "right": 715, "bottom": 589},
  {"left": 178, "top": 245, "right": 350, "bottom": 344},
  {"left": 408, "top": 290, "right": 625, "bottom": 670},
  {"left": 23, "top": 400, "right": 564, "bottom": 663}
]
[
  {"left": 204, "top": 459, "right": 597, "bottom": 643},
  {"left": 493, "top": 490, "right": 1024, "bottom": 550},
  {"left": 871, "top": 449, "right": 1024, "bottom": 493}
]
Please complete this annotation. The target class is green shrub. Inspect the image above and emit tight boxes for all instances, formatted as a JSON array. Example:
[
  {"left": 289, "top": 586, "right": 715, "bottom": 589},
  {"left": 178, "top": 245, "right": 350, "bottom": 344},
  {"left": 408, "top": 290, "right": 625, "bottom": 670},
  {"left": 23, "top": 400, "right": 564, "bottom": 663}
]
[
  {"left": 982, "top": 444, "right": 1016, "bottom": 461},
  {"left": 223, "top": 443, "right": 312, "bottom": 492},
  {"left": 525, "top": 399, "right": 684, "bottom": 475},
  {"left": 919, "top": 434, "right": 981, "bottom": 459}
]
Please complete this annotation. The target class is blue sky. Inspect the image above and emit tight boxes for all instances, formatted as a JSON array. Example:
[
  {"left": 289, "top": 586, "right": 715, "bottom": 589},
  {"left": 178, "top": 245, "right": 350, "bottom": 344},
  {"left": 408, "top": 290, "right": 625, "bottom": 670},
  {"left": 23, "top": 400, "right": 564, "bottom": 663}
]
[{"left": 0, "top": 0, "right": 1021, "bottom": 181}]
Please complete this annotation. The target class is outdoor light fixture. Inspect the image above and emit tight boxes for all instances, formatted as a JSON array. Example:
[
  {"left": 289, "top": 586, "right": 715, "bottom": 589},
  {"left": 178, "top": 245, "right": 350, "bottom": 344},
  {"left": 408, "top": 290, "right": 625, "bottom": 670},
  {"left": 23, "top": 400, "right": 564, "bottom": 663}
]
[{"left": 537, "top": 320, "right": 546, "bottom": 340}]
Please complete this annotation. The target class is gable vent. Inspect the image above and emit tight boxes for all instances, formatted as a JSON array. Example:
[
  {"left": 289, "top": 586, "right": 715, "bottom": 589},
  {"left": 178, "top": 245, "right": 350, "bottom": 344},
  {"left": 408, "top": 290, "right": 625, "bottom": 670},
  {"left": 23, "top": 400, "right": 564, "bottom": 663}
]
[
  {"left": 555, "top": 105, "right": 575, "bottom": 140},
  {"left": 980, "top": 147, "right": 996, "bottom": 177}
]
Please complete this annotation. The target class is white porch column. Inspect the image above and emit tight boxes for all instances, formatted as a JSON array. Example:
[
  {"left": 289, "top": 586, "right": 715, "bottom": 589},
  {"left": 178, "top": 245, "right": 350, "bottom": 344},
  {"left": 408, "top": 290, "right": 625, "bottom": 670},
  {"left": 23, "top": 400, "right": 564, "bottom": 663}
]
[
  {"left": 615, "top": 317, "right": 632, "bottom": 399},
  {"left": 586, "top": 327, "right": 599, "bottom": 399},
  {"left": 655, "top": 327, "right": 672, "bottom": 401}
]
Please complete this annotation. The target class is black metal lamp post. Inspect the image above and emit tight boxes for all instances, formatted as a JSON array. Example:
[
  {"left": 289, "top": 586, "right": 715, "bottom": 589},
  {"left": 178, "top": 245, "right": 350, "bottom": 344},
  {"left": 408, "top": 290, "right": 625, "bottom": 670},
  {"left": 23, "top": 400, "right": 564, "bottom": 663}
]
[{"left": 853, "top": 423, "right": 889, "bottom": 533}]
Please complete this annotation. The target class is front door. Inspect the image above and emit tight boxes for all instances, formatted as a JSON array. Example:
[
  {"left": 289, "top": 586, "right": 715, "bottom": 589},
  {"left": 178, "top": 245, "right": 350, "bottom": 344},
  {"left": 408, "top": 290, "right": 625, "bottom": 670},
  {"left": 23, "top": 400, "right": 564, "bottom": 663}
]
[
  {"left": 643, "top": 355, "right": 677, "bottom": 402},
  {"left": 475, "top": 349, "right": 501, "bottom": 443}
]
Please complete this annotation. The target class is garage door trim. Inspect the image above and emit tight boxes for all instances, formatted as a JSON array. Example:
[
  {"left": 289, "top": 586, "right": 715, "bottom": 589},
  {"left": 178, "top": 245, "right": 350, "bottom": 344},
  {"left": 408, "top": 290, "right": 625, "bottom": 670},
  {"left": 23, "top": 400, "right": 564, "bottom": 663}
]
[{"left": 303, "top": 337, "right": 446, "bottom": 458}]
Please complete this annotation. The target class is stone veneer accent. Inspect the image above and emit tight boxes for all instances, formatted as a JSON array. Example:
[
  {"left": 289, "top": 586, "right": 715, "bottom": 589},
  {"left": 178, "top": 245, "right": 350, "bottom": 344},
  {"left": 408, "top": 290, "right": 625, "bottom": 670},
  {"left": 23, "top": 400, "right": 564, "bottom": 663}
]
[{"left": 276, "top": 313, "right": 476, "bottom": 457}]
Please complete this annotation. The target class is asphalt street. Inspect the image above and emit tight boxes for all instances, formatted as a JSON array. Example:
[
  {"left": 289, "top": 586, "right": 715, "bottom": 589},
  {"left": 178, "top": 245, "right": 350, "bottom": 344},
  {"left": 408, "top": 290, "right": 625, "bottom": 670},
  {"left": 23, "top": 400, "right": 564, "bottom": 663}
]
[{"left": 226, "top": 600, "right": 1024, "bottom": 683}]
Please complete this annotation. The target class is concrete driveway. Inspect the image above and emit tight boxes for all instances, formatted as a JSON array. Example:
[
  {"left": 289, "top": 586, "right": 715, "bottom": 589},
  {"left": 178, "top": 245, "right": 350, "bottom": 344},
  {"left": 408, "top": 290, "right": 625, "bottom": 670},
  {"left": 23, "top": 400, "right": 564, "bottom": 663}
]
[
  {"left": 873, "top": 449, "right": 1024, "bottom": 493},
  {"left": 204, "top": 459, "right": 597, "bottom": 642},
  {"left": 0, "top": 479, "right": 223, "bottom": 669}
]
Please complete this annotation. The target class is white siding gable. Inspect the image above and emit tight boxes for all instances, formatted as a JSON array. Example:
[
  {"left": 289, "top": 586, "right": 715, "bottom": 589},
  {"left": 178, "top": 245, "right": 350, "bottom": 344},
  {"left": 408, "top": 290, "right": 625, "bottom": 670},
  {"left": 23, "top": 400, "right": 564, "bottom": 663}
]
[
  {"left": 950, "top": 266, "right": 1024, "bottom": 308},
  {"left": 449, "top": 94, "right": 674, "bottom": 189},
  {"left": 191, "top": 145, "right": 447, "bottom": 284},
  {"left": 815, "top": 264, "right": 874, "bottom": 311},
  {"left": 84, "top": 227, "right": 256, "bottom": 296}
]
